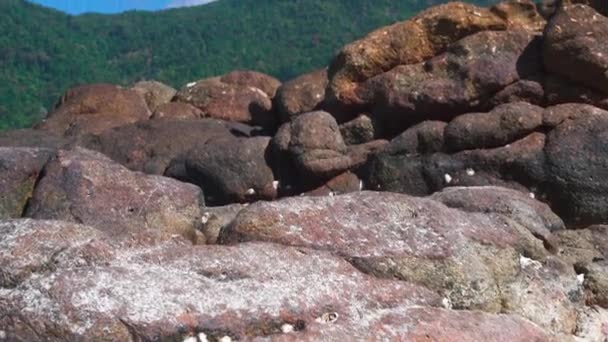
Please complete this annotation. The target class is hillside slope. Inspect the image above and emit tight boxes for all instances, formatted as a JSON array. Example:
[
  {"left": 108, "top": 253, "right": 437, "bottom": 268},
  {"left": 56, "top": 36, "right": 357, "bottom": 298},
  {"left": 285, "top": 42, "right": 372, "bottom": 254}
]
[{"left": 0, "top": 0, "right": 495, "bottom": 129}]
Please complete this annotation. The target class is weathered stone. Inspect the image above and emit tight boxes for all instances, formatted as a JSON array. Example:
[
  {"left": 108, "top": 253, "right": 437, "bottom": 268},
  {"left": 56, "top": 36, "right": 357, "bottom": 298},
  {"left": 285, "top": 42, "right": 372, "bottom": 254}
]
[
  {"left": 200, "top": 203, "right": 247, "bottom": 244},
  {"left": 184, "top": 136, "right": 277, "bottom": 205},
  {"left": 0, "top": 148, "right": 53, "bottom": 219},
  {"left": 24, "top": 148, "right": 204, "bottom": 243},
  {"left": 131, "top": 80, "right": 177, "bottom": 111},
  {"left": 573, "top": 306, "right": 608, "bottom": 342},
  {"left": 544, "top": 75, "right": 608, "bottom": 110},
  {"left": 582, "top": 261, "right": 608, "bottom": 308},
  {"left": 0, "top": 220, "right": 441, "bottom": 340},
  {"left": 385, "top": 120, "right": 447, "bottom": 155},
  {"left": 0, "top": 129, "right": 66, "bottom": 149},
  {"left": 150, "top": 102, "right": 204, "bottom": 120},
  {"left": 544, "top": 4, "right": 608, "bottom": 94},
  {"left": 220, "top": 70, "right": 281, "bottom": 98},
  {"left": 174, "top": 77, "right": 276, "bottom": 129},
  {"left": 304, "top": 172, "right": 361, "bottom": 196},
  {"left": 222, "top": 191, "right": 576, "bottom": 333},
  {"left": 444, "top": 102, "right": 544, "bottom": 152},
  {"left": 487, "top": 78, "right": 546, "bottom": 108},
  {"left": 339, "top": 114, "right": 377, "bottom": 145},
  {"left": 39, "top": 83, "right": 151, "bottom": 137},
  {"left": 555, "top": 225, "right": 608, "bottom": 265},
  {"left": 75, "top": 118, "right": 237, "bottom": 175},
  {"left": 274, "top": 69, "right": 328, "bottom": 122}
]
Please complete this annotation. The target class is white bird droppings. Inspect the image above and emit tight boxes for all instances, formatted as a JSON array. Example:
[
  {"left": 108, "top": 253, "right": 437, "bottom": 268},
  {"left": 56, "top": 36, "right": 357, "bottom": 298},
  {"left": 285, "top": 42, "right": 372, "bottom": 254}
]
[
  {"left": 359, "top": 180, "right": 364, "bottom": 191},
  {"left": 519, "top": 254, "right": 542, "bottom": 270},
  {"left": 186, "top": 82, "right": 196, "bottom": 88},
  {"left": 529, "top": 192, "right": 536, "bottom": 199},
  {"left": 466, "top": 168, "right": 475, "bottom": 176},
  {"left": 441, "top": 297, "right": 452, "bottom": 309},
  {"left": 272, "top": 180, "right": 280, "bottom": 190},
  {"left": 317, "top": 312, "right": 339, "bottom": 324},
  {"left": 198, "top": 332, "right": 209, "bottom": 342},
  {"left": 219, "top": 336, "right": 232, "bottom": 342},
  {"left": 201, "top": 212, "right": 211, "bottom": 224},
  {"left": 0, "top": 331, "right": 6, "bottom": 340},
  {"left": 183, "top": 337, "right": 197, "bottom": 342},
  {"left": 246, "top": 188, "right": 256, "bottom": 195},
  {"left": 577, "top": 274, "right": 585, "bottom": 286},
  {"left": 281, "top": 323, "right": 295, "bottom": 333},
  {"left": 444, "top": 174, "right": 453, "bottom": 184}
]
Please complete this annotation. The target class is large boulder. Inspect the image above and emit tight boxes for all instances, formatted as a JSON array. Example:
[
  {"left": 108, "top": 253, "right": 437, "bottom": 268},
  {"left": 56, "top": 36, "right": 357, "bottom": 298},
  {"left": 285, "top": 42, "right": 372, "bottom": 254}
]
[
  {"left": 326, "top": 0, "right": 544, "bottom": 111},
  {"left": 39, "top": 84, "right": 151, "bottom": 137},
  {"left": 0, "top": 219, "right": 456, "bottom": 341},
  {"left": 274, "top": 69, "right": 328, "bottom": 122},
  {"left": 221, "top": 191, "right": 579, "bottom": 333},
  {"left": 184, "top": 136, "right": 277, "bottom": 205},
  {"left": 131, "top": 80, "right": 177, "bottom": 111},
  {"left": 220, "top": 70, "right": 281, "bottom": 98},
  {"left": 358, "top": 28, "right": 542, "bottom": 133},
  {"left": 174, "top": 75, "right": 277, "bottom": 129},
  {"left": 0, "top": 147, "right": 53, "bottom": 219},
  {"left": 24, "top": 148, "right": 204, "bottom": 243},
  {"left": 444, "top": 102, "right": 544, "bottom": 152},
  {"left": 74, "top": 118, "right": 239, "bottom": 175},
  {"left": 150, "top": 102, "right": 204, "bottom": 120},
  {"left": 544, "top": 4, "right": 608, "bottom": 94}
]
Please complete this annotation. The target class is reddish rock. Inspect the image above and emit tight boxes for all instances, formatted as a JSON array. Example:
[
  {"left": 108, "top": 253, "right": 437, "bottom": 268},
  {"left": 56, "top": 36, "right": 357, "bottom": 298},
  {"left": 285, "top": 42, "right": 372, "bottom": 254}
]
[
  {"left": 0, "top": 219, "right": 440, "bottom": 340},
  {"left": 444, "top": 102, "right": 544, "bottom": 152},
  {"left": 543, "top": 4, "right": 608, "bottom": 94},
  {"left": 339, "top": 114, "right": 378, "bottom": 145},
  {"left": 222, "top": 191, "right": 577, "bottom": 332},
  {"left": 75, "top": 118, "right": 237, "bottom": 174},
  {"left": 220, "top": 70, "right": 281, "bottom": 98},
  {"left": 274, "top": 69, "right": 328, "bottom": 122},
  {"left": 174, "top": 76, "right": 276, "bottom": 129},
  {"left": 359, "top": 29, "right": 542, "bottom": 133},
  {"left": 304, "top": 172, "right": 361, "bottom": 196},
  {"left": 131, "top": 80, "right": 177, "bottom": 111},
  {"left": 0, "top": 147, "right": 53, "bottom": 219},
  {"left": 39, "top": 83, "right": 151, "bottom": 137},
  {"left": 327, "top": 2, "right": 508, "bottom": 108},
  {"left": 385, "top": 120, "right": 447, "bottom": 155},
  {"left": 555, "top": 225, "right": 608, "bottom": 265},
  {"left": 0, "top": 129, "right": 66, "bottom": 149},
  {"left": 24, "top": 148, "right": 204, "bottom": 243},
  {"left": 487, "top": 78, "right": 545, "bottom": 108},
  {"left": 184, "top": 136, "right": 277, "bottom": 205},
  {"left": 544, "top": 75, "right": 608, "bottom": 110},
  {"left": 150, "top": 102, "right": 204, "bottom": 120},
  {"left": 200, "top": 203, "right": 247, "bottom": 244}
]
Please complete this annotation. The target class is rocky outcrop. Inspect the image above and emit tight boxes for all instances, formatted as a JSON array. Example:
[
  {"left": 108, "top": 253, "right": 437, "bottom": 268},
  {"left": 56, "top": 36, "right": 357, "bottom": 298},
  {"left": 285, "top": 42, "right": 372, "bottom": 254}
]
[
  {"left": 274, "top": 68, "right": 328, "bottom": 122},
  {"left": 150, "top": 102, "right": 204, "bottom": 120},
  {"left": 39, "top": 83, "right": 151, "bottom": 137},
  {"left": 174, "top": 72, "right": 278, "bottom": 129},
  {"left": 131, "top": 80, "right": 177, "bottom": 111},
  {"left": 24, "top": 148, "right": 204, "bottom": 243}
]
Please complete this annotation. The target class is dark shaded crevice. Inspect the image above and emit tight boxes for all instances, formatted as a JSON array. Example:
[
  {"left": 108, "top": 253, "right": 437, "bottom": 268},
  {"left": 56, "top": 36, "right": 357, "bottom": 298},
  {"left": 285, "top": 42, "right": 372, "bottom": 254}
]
[{"left": 19, "top": 159, "right": 49, "bottom": 218}]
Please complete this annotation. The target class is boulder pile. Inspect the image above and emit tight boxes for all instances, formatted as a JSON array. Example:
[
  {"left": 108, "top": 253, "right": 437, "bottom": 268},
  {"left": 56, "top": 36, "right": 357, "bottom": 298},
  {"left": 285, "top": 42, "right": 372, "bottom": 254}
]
[{"left": 2, "top": 0, "right": 608, "bottom": 340}]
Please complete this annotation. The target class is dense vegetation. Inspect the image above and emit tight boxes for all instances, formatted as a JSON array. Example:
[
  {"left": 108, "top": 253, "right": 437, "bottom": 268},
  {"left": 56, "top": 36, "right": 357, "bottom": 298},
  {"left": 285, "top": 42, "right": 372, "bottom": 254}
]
[{"left": 0, "top": 0, "right": 496, "bottom": 129}]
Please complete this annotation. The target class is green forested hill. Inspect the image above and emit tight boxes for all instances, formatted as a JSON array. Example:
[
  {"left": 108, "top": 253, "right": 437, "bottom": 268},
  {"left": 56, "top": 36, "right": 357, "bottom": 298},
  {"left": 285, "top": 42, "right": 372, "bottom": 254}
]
[{"left": 0, "top": 0, "right": 496, "bottom": 129}]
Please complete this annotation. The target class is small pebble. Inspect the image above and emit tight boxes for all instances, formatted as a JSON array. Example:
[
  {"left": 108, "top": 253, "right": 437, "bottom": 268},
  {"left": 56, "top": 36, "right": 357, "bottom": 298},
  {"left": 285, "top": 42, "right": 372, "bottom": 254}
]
[
  {"left": 281, "top": 323, "right": 294, "bottom": 333},
  {"left": 444, "top": 173, "right": 453, "bottom": 184}
]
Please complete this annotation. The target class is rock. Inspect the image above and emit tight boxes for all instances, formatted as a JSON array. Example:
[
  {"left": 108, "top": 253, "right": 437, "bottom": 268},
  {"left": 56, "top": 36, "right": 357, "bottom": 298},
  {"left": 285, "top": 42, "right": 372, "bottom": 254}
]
[
  {"left": 75, "top": 118, "right": 237, "bottom": 175},
  {"left": 582, "top": 261, "right": 608, "bottom": 308},
  {"left": 304, "top": 172, "right": 362, "bottom": 197},
  {"left": 150, "top": 102, "right": 204, "bottom": 120},
  {"left": 490, "top": 0, "right": 547, "bottom": 31},
  {"left": 487, "top": 78, "right": 546, "bottom": 108},
  {"left": 222, "top": 191, "right": 577, "bottom": 332},
  {"left": 544, "top": 105, "right": 608, "bottom": 226},
  {"left": 0, "top": 148, "right": 53, "bottom": 219},
  {"left": 39, "top": 84, "right": 151, "bottom": 137},
  {"left": 174, "top": 76, "right": 276, "bottom": 129},
  {"left": 574, "top": 306, "right": 608, "bottom": 342},
  {"left": 544, "top": 75, "right": 608, "bottom": 110},
  {"left": 200, "top": 203, "right": 247, "bottom": 244},
  {"left": 220, "top": 70, "right": 281, "bottom": 98},
  {"left": 359, "top": 29, "right": 542, "bottom": 133},
  {"left": 444, "top": 102, "right": 544, "bottom": 152},
  {"left": 274, "top": 69, "right": 328, "bottom": 122},
  {"left": 184, "top": 136, "right": 277, "bottom": 205},
  {"left": 555, "top": 225, "right": 608, "bottom": 265},
  {"left": 0, "top": 221, "right": 442, "bottom": 340},
  {"left": 0, "top": 129, "right": 66, "bottom": 149},
  {"left": 430, "top": 186, "right": 564, "bottom": 248},
  {"left": 339, "top": 114, "right": 377, "bottom": 145},
  {"left": 276, "top": 111, "right": 353, "bottom": 183},
  {"left": 131, "top": 80, "right": 177, "bottom": 111},
  {"left": 543, "top": 4, "right": 608, "bottom": 94},
  {"left": 327, "top": 2, "right": 508, "bottom": 108},
  {"left": 24, "top": 148, "right": 204, "bottom": 243},
  {"left": 385, "top": 120, "right": 447, "bottom": 155}
]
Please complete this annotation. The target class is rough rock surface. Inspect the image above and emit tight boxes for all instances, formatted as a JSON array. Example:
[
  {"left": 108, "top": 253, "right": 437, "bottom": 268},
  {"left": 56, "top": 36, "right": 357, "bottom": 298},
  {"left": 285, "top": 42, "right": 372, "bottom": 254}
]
[
  {"left": 184, "top": 136, "right": 277, "bottom": 205},
  {"left": 174, "top": 76, "right": 276, "bottom": 129},
  {"left": 150, "top": 102, "right": 204, "bottom": 120},
  {"left": 0, "top": 129, "right": 66, "bottom": 149},
  {"left": 39, "top": 83, "right": 151, "bottom": 137},
  {"left": 0, "top": 147, "right": 53, "bottom": 219},
  {"left": 75, "top": 118, "right": 239, "bottom": 175},
  {"left": 544, "top": 4, "right": 608, "bottom": 94},
  {"left": 131, "top": 80, "right": 177, "bottom": 111},
  {"left": 24, "top": 148, "right": 204, "bottom": 243},
  {"left": 339, "top": 114, "right": 378, "bottom": 145},
  {"left": 274, "top": 69, "right": 328, "bottom": 122},
  {"left": 222, "top": 191, "right": 579, "bottom": 333},
  {"left": 220, "top": 70, "right": 281, "bottom": 98}
]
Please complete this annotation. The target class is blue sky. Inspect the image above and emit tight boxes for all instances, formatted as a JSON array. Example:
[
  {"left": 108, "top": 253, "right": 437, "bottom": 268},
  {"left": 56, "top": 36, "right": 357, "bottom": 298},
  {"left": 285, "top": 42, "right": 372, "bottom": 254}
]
[{"left": 29, "top": 0, "right": 217, "bottom": 14}]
